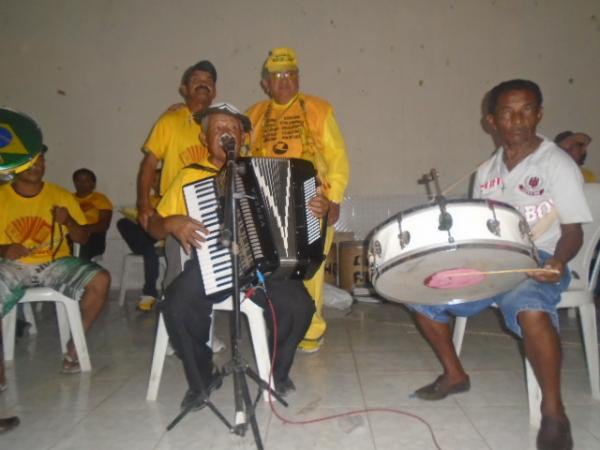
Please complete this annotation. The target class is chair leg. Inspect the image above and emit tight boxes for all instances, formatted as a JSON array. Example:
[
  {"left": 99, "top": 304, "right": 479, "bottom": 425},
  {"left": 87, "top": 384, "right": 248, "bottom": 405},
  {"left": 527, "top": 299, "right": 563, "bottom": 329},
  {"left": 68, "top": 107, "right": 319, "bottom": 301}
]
[
  {"left": 157, "top": 257, "right": 167, "bottom": 295},
  {"left": 525, "top": 357, "right": 542, "bottom": 427},
  {"left": 118, "top": 255, "right": 132, "bottom": 307},
  {"left": 241, "top": 299, "right": 273, "bottom": 401},
  {"left": 207, "top": 311, "right": 215, "bottom": 348},
  {"left": 579, "top": 303, "right": 600, "bottom": 399},
  {"left": 146, "top": 313, "right": 169, "bottom": 401},
  {"left": 22, "top": 303, "right": 37, "bottom": 335},
  {"left": 60, "top": 301, "right": 91, "bottom": 372},
  {"left": 452, "top": 316, "right": 468, "bottom": 356},
  {"left": 56, "top": 304, "right": 70, "bottom": 354},
  {"left": 2, "top": 309, "right": 17, "bottom": 361}
]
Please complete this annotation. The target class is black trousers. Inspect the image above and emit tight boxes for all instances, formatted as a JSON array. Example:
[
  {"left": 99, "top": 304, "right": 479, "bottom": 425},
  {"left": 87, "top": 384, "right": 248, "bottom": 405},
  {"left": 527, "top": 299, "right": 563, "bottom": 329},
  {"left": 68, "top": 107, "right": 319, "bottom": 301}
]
[
  {"left": 117, "top": 218, "right": 160, "bottom": 297},
  {"left": 159, "top": 258, "right": 315, "bottom": 392},
  {"left": 77, "top": 232, "right": 107, "bottom": 260}
]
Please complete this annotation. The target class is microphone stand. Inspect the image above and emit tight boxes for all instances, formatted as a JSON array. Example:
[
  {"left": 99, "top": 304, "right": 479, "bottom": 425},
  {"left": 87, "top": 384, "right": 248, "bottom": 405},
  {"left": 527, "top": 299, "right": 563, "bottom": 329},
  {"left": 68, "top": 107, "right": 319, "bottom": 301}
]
[{"left": 215, "top": 140, "right": 287, "bottom": 449}]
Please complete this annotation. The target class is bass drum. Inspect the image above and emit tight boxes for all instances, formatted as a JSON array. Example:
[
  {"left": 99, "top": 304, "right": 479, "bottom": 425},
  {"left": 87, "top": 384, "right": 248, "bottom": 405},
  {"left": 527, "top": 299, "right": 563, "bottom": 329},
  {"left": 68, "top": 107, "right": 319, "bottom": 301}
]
[{"left": 369, "top": 199, "right": 538, "bottom": 305}]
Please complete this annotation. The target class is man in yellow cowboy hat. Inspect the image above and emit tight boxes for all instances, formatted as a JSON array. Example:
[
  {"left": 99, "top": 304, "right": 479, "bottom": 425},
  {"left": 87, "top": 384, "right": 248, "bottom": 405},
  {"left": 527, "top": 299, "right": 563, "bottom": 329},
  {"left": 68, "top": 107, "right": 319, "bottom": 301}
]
[{"left": 246, "top": 47, "right": 350, "bottom": 352}]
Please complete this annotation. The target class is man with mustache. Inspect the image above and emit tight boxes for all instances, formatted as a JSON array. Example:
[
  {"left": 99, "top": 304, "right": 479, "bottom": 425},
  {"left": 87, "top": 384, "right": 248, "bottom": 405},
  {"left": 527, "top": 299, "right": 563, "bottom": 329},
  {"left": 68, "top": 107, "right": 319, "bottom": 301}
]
[
  {"left": 245, "top": 47, "right": 350, "bottom": 353},
  {"left": 147, "top": 103, "right": 325, "bottom": 409},
  {"left": 135, "top": 60, "right": 217, "bottom": 311},
  {"left": 407, "top": 79, "right": 591, "bottom": 450},
  {"left": 555, "top": 131, "right": 597, "bottom": 183}
]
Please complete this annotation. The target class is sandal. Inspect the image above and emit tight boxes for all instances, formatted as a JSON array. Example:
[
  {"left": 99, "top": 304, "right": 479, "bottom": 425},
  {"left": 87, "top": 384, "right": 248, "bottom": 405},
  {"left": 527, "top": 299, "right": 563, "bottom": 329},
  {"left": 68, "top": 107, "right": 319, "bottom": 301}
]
[{"left": 61, "top": 354, "right": 81, "bottom": 374}]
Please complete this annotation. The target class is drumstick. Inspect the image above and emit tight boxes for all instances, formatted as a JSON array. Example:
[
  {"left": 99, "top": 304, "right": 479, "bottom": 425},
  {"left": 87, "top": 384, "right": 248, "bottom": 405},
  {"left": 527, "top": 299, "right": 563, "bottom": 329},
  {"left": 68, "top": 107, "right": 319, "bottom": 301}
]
[{"left": 441, "top": 268, "right": 560, "bottom": 277}]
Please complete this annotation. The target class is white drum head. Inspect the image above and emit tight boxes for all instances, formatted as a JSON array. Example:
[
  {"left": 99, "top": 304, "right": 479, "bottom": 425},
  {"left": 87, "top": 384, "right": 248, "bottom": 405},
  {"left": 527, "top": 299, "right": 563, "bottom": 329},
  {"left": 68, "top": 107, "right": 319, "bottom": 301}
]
[
  {"left": 369, "top": 199, "right": 538, "bottom": 305},
  {"left": 374, "top": 244, "right": 537, "bottom": 304}
]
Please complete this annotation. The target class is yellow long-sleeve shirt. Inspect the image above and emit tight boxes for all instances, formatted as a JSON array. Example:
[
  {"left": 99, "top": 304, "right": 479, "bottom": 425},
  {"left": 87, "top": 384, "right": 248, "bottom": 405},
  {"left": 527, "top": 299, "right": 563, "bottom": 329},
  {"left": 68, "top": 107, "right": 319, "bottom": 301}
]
[{"left": 245, "top": 93, "right": 350, "bottom": 203}]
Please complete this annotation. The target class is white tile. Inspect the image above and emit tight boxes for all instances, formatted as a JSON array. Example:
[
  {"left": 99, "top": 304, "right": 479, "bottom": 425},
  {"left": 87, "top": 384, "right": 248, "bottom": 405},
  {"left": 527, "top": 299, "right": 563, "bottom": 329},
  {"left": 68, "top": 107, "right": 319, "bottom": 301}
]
[
  {"left": 368, "top": 405, "right": 490, "bottom": 450},
  {"left": 2, "top": 295, "right": 599, "bottom": 449},
  {"left": 264, "top": 406, "right": 375, "bottom": 450}
]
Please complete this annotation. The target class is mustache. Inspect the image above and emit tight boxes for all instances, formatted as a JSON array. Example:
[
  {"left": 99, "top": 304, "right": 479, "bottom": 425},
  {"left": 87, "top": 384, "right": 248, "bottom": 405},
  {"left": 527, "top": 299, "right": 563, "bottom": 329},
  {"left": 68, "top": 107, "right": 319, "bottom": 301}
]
[
  {"left": 195, "top": 84, "right": 211, "bottom": 94},
  {"left": 508, "top": 127, "right": 529, "bottom": 133}
]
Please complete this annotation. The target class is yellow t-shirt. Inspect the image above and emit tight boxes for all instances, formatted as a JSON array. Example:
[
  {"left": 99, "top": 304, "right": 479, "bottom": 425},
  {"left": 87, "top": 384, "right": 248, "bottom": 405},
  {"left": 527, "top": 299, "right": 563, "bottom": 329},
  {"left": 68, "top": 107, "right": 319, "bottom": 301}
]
[
  {"left": 74, "top": 191, "right": 113, "bottom": 224},
  {"left": 0, "top": 182, "right": 87, "bottom": 264},
  {"left": 157, "top": 162, "right": 220, "bottom": 218},
  {"left": 143, "top": 106, "right": 208, "bottom": 195},
  {"left": 245, "top": 93, "right": 350, "bottom": 203}
]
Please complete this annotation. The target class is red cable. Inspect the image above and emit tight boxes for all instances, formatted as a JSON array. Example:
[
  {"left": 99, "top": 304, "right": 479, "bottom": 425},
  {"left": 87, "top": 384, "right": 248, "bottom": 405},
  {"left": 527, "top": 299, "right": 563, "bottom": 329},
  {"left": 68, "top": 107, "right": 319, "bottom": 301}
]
[{"left": 263, "top": 294, "right": 443, "bottom": 450}]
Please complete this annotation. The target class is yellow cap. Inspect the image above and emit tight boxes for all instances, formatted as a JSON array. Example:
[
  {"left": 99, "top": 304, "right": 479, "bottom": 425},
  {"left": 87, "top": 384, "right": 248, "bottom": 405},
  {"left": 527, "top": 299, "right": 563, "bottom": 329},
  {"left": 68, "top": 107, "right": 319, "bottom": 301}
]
[{"left": 265, "top": 47, "right": 298, "bottom": 73}]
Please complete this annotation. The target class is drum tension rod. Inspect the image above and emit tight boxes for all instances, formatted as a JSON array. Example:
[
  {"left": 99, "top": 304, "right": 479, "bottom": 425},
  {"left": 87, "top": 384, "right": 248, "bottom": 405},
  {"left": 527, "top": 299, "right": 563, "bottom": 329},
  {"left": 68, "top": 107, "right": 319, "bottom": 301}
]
[
  {"left": 396, "top": 214, "right": 410, "bottom": 249},
  {"left": 425, "top": 169, "right": 455, "bottom": 242},
  {"left": 486, "top": 201, "right": 501, "bottom": 237}
]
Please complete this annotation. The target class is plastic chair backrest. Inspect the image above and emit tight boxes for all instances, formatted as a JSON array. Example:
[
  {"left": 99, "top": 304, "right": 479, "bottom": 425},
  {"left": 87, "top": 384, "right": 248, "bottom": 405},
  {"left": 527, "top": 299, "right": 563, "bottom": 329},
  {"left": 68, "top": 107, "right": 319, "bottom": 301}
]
[{"left": 568, "top": 183, "right": 600, "bottom": 291}]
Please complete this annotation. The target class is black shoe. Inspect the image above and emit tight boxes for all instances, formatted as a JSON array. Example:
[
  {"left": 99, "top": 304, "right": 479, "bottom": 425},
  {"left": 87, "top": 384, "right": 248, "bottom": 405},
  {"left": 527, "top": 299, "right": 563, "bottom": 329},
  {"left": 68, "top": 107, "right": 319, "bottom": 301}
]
[
  {"left": 275, "top": 377, "right": 296, "bottom": 397},
  {"left": 180, "top": 368, "right": 223, "bottom": 412},
  {"left": 536, "top": 416, "right": 573, "bottom": 450},
  {"left": 180, "top": 389, "right": 206, "bottom": 412},
  {"left": 413, "top": 375, "right": 470, "bottom": 401},
  {"left": 0, "top": 416, "right": 20, "bottom": 434}
]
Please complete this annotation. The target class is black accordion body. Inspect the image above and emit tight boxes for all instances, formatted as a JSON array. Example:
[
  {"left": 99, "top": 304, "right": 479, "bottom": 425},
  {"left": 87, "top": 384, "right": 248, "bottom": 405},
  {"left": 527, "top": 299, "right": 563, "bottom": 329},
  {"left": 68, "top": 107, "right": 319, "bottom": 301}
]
[{"left": 183, "top": 157, "right": 325, "bottom": 296}]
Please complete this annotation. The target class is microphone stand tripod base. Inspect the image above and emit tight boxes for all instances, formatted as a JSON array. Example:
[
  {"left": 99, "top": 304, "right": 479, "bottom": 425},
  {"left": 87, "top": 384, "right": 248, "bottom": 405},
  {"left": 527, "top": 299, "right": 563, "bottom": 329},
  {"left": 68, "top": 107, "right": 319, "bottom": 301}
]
[{"left": 165, "top": 371, "right": 233, "bottom": 432}]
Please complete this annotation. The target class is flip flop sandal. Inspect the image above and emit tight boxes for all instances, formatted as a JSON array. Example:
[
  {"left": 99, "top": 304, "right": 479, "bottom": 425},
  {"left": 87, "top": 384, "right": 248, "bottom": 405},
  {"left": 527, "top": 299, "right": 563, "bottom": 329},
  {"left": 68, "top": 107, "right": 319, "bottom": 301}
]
[{"left": 61, "top": 354, "right": 81, "bottom": 374}]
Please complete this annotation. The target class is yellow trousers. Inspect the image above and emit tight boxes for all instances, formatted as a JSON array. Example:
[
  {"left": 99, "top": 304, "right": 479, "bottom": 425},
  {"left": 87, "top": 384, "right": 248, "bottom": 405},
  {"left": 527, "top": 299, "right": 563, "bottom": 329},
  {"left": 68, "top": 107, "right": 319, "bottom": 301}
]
[{"left": 302, "top": 226, "right": 335, "bottom": 341}]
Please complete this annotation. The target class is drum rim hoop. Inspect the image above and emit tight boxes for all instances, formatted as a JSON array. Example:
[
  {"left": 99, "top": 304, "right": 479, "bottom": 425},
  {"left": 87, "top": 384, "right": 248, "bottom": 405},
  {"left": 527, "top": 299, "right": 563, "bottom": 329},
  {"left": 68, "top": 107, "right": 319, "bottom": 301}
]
[
  {"left": 372, "top": 241, "right": 536, "bottom": 282},
  {"left": 371, "top": 199, "right": 523, "bottom": 235}
]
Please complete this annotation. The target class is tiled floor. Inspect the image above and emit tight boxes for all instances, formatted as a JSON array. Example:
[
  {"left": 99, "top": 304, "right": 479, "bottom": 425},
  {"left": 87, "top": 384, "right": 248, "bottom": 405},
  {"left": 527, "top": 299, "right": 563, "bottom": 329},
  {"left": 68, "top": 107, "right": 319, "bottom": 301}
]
[{"left": 1, "top": 291, "right": 600, "bottom": 449}]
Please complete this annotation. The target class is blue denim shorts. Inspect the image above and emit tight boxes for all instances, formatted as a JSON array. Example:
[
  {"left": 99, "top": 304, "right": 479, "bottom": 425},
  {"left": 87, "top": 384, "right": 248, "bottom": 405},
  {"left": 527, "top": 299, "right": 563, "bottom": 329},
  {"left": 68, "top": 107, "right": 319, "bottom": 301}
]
[{"left": 408, "top": 251, "right": 571, "bottom": 337}]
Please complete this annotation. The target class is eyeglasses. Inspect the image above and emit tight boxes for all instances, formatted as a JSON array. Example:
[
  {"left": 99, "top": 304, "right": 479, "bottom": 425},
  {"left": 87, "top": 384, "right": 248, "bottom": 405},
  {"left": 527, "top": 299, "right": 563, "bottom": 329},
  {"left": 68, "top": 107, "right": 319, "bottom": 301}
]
[{"left": 271, "top": 71, "right": 298, "bottom": 80}]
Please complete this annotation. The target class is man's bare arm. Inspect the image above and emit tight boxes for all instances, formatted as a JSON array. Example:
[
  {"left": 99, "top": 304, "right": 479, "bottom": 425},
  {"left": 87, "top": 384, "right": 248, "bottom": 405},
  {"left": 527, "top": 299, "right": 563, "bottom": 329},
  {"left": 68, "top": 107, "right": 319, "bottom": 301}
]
[
  {"left": 528, "top": 223, "right": 583, "bottom": 283},
  {"left": 137, "top": 152, "right": 159, "bottom": 229}
]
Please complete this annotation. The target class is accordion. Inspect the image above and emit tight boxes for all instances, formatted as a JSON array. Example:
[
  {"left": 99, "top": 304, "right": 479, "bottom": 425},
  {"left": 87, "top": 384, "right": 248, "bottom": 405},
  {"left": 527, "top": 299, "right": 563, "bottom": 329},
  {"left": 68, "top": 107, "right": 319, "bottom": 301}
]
[{"left": 183, "top": 157, "right": 325, "bottom": 296}]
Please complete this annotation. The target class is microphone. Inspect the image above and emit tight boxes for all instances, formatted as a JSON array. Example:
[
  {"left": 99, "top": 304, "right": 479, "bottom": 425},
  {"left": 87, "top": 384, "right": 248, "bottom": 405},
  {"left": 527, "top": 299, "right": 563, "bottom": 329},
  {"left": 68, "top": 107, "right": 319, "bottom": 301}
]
[
  {"left": 220, "top": 132, "right": 237, "bottom": 248},
  {"left": 220, "top": 133, "right": 236, "bottom": 154}
]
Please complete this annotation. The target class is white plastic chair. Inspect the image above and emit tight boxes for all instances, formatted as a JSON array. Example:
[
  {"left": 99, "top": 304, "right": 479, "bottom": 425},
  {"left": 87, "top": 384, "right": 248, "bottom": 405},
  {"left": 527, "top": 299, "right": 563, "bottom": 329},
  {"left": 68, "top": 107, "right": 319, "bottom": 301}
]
[
  {"left": 117, "top": 253, "right": 166, "bottom": 306},
  {"left": 2, "top": 287, "right": 91, "bottom": 372},
  {"left": 146, "top": 245, "right": 273, "bottom": 402},
  {"left": 452, "top": 183, "right": 600, "bottom": 426},
  {"left": 146, "top": 295, "right": 272, "bottom": 402}
]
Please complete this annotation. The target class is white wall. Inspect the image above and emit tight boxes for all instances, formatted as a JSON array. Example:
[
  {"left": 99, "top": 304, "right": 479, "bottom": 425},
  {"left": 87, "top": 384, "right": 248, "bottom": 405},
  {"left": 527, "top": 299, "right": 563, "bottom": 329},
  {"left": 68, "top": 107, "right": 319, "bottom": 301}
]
[{"left": 2, "top": 0, "right": 599, "bottom": 284}]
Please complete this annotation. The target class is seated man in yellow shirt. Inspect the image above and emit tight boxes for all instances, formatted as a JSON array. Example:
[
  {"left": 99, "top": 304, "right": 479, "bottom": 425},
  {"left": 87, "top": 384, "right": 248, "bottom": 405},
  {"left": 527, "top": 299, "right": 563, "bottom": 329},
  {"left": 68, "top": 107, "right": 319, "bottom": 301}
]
[
  {"left": 147, "top": 102, "right": 329, "bottom": 409},
  {"left": 0, "top": 150, "right": 109, "bottom": 374},
  {"left": 72, "top": 168, "right": 113, "bottom": 260}
]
